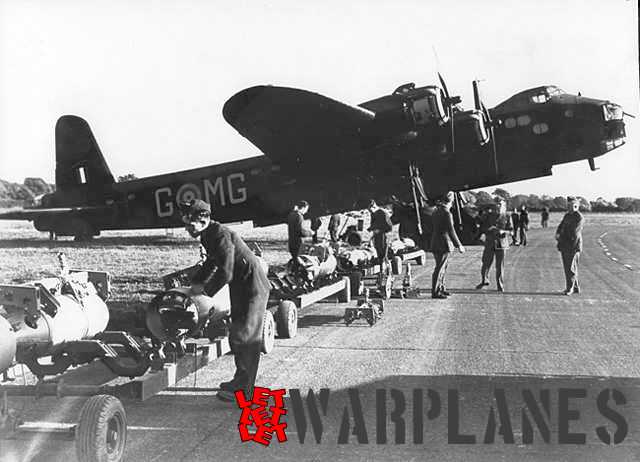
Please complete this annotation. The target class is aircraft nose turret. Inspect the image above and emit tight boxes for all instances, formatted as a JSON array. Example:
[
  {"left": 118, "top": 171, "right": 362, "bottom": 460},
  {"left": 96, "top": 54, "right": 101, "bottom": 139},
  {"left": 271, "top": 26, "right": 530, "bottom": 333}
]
[
  {"left": 223, "top": 86, "right": 267, "bottom": 126},
  {"left": 599, "top": 101, "right": 627, "bottom": 154}
]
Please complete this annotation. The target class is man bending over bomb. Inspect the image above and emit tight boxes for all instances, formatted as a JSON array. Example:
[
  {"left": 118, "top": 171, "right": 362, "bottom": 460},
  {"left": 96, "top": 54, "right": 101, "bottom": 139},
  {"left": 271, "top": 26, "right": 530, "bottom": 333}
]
[{"left": 180, "top": 199, "right": 270, "bottom": 402}]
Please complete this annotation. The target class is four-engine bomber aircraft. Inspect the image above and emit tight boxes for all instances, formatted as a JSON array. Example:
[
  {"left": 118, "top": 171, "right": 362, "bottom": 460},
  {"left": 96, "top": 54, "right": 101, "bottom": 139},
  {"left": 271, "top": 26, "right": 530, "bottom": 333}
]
[{"left": 0, "top": 77, "right": 628, "bottom": 240}]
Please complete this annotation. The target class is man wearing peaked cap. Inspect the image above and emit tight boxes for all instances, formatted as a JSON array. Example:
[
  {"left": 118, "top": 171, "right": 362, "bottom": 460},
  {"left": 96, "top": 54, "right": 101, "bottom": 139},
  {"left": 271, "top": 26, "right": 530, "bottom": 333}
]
[
  {"left": 556, "top": 196, "right": 584, "bottom": 295},
  {"left": 430, "top": 192, "right": 465, "bottom": 299},
  {"left": 179, "top": 198, "right": 211, "bottom": 216},
  {"left": 180, "top": 198, "right": 270, "bottom": 402},
  {"left": 475, "top": 196, "right": 513, "bottom": 292}
]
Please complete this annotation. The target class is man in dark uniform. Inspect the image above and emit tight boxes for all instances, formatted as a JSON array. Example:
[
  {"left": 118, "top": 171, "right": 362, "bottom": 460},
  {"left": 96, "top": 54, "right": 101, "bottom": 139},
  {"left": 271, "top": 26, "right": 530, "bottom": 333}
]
[
  {"left": 287, "top": 200, "right": 313, "bottom": 262},
  {"left": 556, "top": 197, "right": 584, "bottom": 295},
  {"left": 310, "top": 217, "right": 322, "bottom": 243},
  {"left": 367, "top": 199, "right": 393, "bottom": 266},
  {"left": 328, "top": 213, "right": 342, "bottom": 242},
  {"left": 476, "top": 197, "right": 513, "bottom": 292},
  {"left": 430, "top": 192, "right": 465, "bottom": 299},
  {"left": 541, "top": 207, "right": 550, "bottom": 228},
  {"left": 181, "top": 199, "right": 270, "bottom": 402},
  {"left": 519, "top": 205, "right": 529, "bottom": 246},
  {"left": 510, "top": 208, "right": 520, "bottom": 245},
  {"left": 391, "top": 199, "right": 421, "bottom": 244}
]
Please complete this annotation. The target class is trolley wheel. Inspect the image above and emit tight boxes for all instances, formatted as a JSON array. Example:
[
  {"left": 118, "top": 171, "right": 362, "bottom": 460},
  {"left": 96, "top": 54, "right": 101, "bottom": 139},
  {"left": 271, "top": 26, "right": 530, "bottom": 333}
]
[
  {"left": 277, "top": 300, "right": 298, "bottom": 338},
  {"left": 261, "top": 310, "right": 276, "bottom": 354},
  {"left": 344, "top": 309, "right": 355, "bottom": 325},
  {"left": 75, "top": 394, "right": 127, "bottom": 462},
  {"left": 380, "top": 276, "right": 393, "bottom": 300}
]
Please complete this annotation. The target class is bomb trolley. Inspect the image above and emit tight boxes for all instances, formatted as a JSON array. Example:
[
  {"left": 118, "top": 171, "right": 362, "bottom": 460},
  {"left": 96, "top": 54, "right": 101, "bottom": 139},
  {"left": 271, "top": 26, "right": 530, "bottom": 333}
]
[
  {"left": 267, "top": 271, "right": 351, "bottom": 339},
  {"left": 343, "top": 288, "right": 384, "bottom": 326},
  {"left": 0, "top": 335, "right": 228, "bottom": 462},
  {"left": 0, "top": 265, "right": 230, "bottom": 462}
]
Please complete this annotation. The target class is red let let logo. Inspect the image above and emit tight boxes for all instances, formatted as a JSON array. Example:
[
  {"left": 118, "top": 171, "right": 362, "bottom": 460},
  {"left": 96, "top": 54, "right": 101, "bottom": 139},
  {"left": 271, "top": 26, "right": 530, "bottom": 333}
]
[{"left": 235, "top": 387, "right": 288, "bottom": 446}]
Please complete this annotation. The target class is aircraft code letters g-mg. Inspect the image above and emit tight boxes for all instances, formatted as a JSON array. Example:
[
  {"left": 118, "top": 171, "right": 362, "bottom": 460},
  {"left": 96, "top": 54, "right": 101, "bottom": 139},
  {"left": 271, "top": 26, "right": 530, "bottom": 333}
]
[{"left": 155, "top": 173, "right": 247, "bottom": 217}]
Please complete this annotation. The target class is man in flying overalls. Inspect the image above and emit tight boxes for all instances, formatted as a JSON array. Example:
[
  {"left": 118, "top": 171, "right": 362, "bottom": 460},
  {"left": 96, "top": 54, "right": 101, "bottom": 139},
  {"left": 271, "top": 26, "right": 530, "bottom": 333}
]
[{"left": 476, "top": 197, "right": 513, "bottom": 292}]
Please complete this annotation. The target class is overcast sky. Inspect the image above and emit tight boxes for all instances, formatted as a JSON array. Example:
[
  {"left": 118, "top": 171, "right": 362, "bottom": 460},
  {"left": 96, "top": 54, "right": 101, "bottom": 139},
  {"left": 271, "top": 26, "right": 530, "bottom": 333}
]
[{"left": 0, "top": 0, "right": 638, "bottom": 200}]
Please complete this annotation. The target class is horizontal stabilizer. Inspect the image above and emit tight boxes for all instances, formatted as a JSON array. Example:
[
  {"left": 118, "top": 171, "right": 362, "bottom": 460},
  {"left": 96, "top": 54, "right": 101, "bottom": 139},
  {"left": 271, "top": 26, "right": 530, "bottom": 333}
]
[{"left": 0, "top": 206, "right": 111, "bottom": 221}]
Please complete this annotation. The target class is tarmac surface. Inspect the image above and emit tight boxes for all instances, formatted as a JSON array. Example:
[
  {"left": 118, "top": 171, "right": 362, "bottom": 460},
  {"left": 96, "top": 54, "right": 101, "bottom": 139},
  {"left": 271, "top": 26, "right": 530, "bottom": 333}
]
[{"left": 2, "top": 218, "right": 640, "bottom": 461}]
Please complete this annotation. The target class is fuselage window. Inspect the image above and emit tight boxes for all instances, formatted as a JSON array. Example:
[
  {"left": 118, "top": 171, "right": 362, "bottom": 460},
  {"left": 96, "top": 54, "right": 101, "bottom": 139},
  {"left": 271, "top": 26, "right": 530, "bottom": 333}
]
[
  {"left": 77, "top": 166, "right": 87, "bottom": 185},
  {"left": 504, "top": 117, "right": 517, "bottom": 129},
  {"left": 517, "top": 115, "right": 532, "bottom": 126},
  {"left": 564, "top": 109, "right": 574, "bottom": 118},
  {"left": 533, "top": 123, "right": 549, "bottom": 135}
]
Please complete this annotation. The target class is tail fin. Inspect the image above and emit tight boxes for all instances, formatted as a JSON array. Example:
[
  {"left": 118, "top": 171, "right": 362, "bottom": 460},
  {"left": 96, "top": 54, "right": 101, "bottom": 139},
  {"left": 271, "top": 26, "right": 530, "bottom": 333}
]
[{"left": 55, "top": 115, "right": 115, "bottom": 196}]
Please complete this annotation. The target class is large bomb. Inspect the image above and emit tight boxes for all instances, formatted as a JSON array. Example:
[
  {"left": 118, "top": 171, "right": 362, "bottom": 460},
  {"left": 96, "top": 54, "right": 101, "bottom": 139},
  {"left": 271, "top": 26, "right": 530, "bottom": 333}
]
[
  {"left": 0, "top": 316, "right": 16, "bottom": 374},
  {"left": 145, "top": 285, "right": 231, "bottom": 343},
  {"left": 0, "top": 270, "right": 110, "bottom": 376}
]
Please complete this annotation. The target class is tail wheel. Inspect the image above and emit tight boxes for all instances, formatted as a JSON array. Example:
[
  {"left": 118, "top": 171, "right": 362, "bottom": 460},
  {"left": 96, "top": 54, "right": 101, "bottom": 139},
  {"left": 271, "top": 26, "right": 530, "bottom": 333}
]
[
  {"left": 276, "top": 300, "right": 298, "bottom": 339},
  {"left": 261, "top": 310, "right": 276, "bottom": 354},
  {"left": 75, "top": 394, "right": 127, "bottom": 462}
]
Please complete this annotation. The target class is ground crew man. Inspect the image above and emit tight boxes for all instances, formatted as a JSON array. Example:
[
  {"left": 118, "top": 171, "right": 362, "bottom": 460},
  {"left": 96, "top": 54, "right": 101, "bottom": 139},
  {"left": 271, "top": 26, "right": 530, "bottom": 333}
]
[
  {"left": 556, "top": 197, "right": 584, "bottom": 295},
  {"left": 310, "top": 217, "right": 322, "bottom": 243},
  {"left": 391, "top": 199, "right": 421, "bottom": 244},
  {"left": 328, "top": 213, "right": 342, "bottom": 242},
  {"left": 519, "top": 205, "right": 529, "bottom": 246},
  {"left": 287, "top": 200, "right": 313, "bottom": 261},
  {"left": 510, "top": 208, "right": 520, "bottom": 245},
  {"left": 541, "top": 207, "right": 550, "bottom": 228},
  {"left": 476, "top": 197, "right": 513, "bottom": 292},
  {"left": 180, "top": 199, "right": 270, "bottom": 402},
  {"left": 367, "top": 199, "right": 393, "bottom": 266},
  {"left": 430, "top": 192, "right": 465, "bottom": 298}
]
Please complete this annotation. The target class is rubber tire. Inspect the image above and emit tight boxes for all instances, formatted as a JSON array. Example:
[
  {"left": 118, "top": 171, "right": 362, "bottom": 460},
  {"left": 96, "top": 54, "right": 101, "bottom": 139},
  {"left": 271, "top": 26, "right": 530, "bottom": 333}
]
[
  {"left": 75, "top": 394, "right": 127, "bottom": 462},
  {"left": 261, "top": 310, "right": 276, "bottom": 354},
  {"left": 277, "top": 300, "right": 298, "bottom": 339}
]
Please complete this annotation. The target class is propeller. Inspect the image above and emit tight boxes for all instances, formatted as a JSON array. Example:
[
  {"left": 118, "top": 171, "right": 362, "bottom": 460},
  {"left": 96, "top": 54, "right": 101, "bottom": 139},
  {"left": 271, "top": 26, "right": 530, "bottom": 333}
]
[
  {"left": 438, "top": 72, "right": 461, "bottom": 154},
  {"left": 473, "top": 80, "right": 499, "bottom": 177}
]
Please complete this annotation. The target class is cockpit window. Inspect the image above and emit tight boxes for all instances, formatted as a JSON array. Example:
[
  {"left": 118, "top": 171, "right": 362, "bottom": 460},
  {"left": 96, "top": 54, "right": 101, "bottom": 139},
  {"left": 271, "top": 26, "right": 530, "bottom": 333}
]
[
  {"left": 531, "top": 94, "right": 548, "bottom": 104},
  {"left": 530, "top": 86, "right": 564, "bottom": 104}
]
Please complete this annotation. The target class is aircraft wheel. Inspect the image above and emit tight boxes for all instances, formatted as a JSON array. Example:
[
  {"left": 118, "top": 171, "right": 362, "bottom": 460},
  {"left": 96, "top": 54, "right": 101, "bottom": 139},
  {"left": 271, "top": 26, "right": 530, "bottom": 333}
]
[
  {"left": 75, "top": 394, "right": 127, "bottom": 462},
  {"left": 261, "top": 310, "right": 276, "bottom": 354},
  {"left": 277, "top": 301, "right": 298, "bottom": 339}
]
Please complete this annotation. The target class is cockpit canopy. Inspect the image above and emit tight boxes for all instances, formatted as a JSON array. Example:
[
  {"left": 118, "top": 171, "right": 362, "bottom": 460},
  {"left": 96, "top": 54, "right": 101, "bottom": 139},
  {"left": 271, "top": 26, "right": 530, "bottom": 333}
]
[{"left": 493, "top": 85, "right": 566, "bottom": 113}]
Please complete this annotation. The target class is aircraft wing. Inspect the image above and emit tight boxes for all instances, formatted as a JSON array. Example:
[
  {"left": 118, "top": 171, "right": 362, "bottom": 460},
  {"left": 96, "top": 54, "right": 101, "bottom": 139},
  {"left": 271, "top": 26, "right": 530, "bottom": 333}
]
[
  {"left": 223, "top": 86, "right": 375, "bottom": 169},
  {"left": 0, "top": 206, "right": 110, "bottom": 221}
]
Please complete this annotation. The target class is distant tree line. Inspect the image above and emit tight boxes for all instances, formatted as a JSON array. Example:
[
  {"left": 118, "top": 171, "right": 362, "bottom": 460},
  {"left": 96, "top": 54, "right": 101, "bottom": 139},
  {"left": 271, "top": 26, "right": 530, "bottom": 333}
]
[{"left": 460, "top": 188, "right": 640, "bottom": 213}]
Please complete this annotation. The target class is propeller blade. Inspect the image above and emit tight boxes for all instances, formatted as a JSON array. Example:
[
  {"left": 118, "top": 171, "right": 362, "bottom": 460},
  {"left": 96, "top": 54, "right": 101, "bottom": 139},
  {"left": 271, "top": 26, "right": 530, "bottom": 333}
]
[
  {"left": 438, "top": 72, "right": 450, "bottom": 100},
  {"left": 623, "top": 111, "right": 636, "bottom": 119},
  {"left": 489, "top": 125, "right": 499, "bottom": 176},
  {"left": 449, "top": 114, "right": 455, "bottom": 153},
  {"left": 472, "top": 80, "right": 481, "bottom": 111}
]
